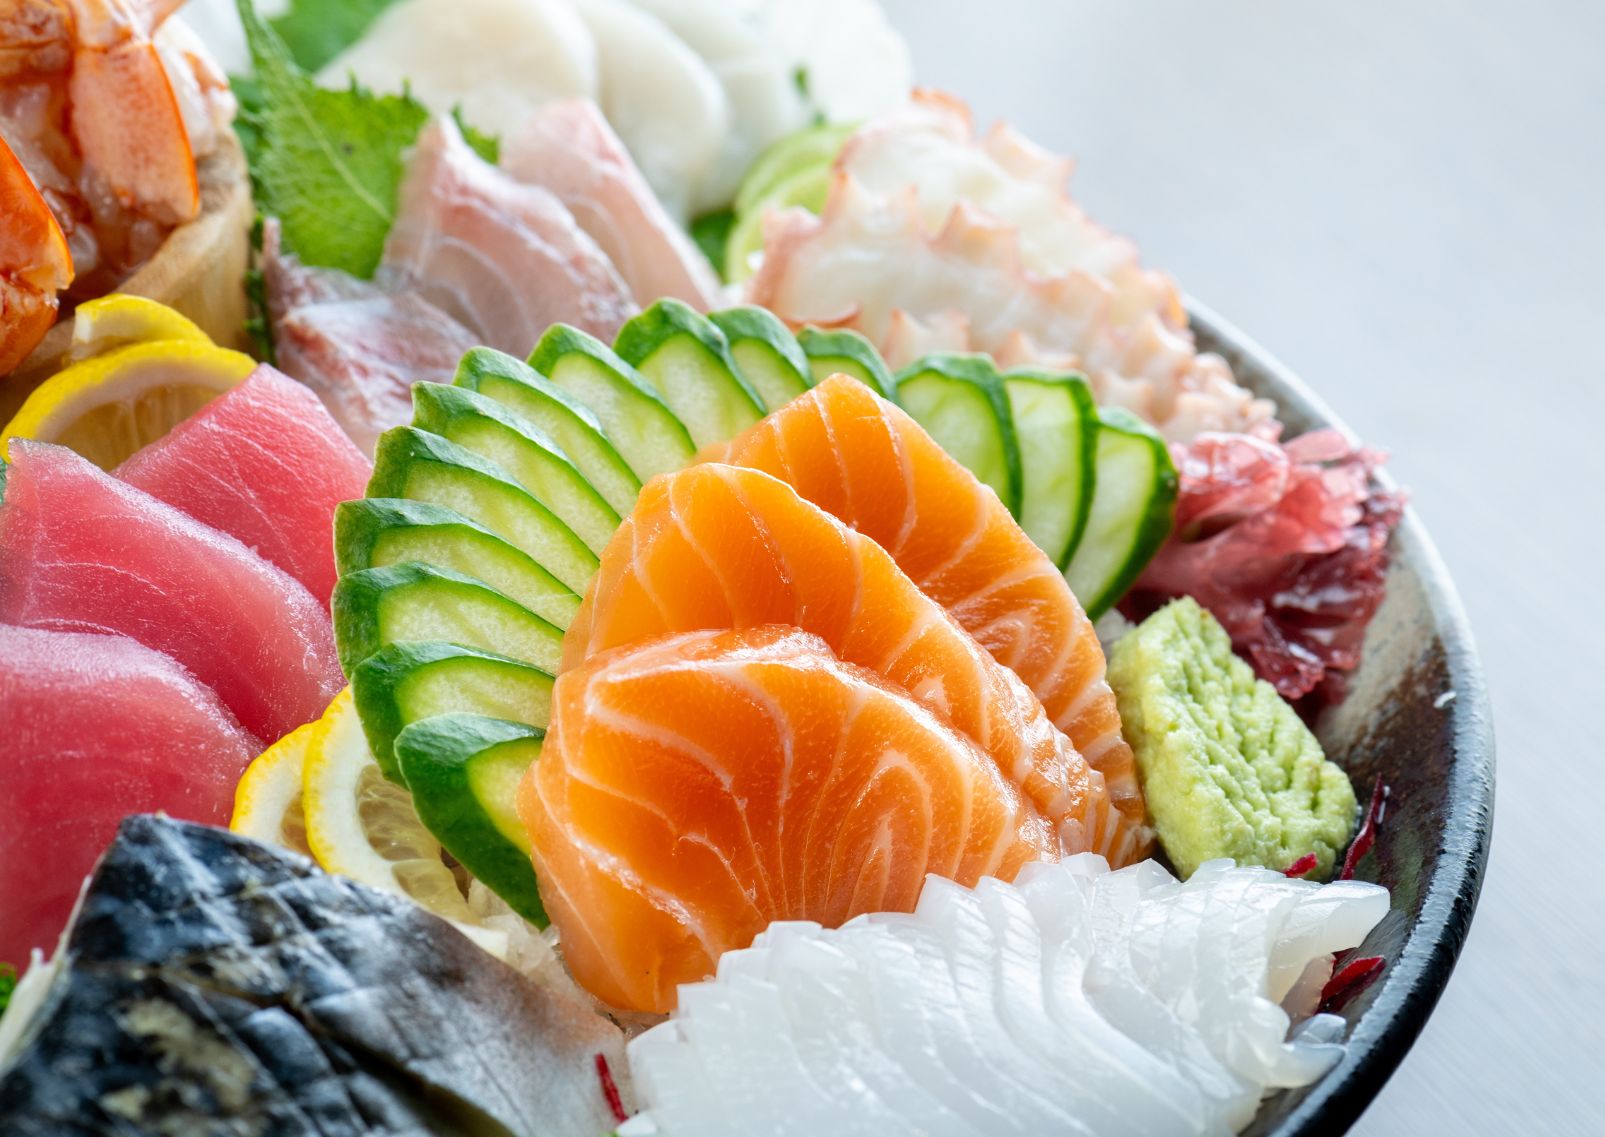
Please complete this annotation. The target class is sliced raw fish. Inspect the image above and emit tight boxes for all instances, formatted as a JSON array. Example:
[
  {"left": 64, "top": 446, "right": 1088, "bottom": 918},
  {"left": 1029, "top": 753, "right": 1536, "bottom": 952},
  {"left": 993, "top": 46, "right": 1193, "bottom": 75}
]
[
  {"left": 718, "top": 375, "right": 1146, "bottom": 841},
  {"left": 0, "top": 627, "right": 258, "bottom": 967},
  {"left": 623, "top": 855, "right": 1390, "bottom": 1137},
  {"left": 566, "top": 463, "right": 1131, "bottom": 866},
  {"left": 502, "top": 98, "right": 722, "bottom": 310},
  {"left": 0, "top": 816, "right": 630, "bottom": 1135},
  {"left": 522, "top": 625, "right": 1057, "bottom": 1013},
  {"left": 0, "top": 441, "right": 343, "bottom": 744},
  {"left": 117, "top": 364, "right": 372, "bottom": 606},
  {"left": 381, "top": 116, "right": 637, "bottom": 354}
]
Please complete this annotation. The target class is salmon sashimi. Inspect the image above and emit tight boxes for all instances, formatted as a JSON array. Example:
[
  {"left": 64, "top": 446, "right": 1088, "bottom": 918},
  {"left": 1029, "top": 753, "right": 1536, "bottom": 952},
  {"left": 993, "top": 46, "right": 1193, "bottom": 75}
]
[
  {"left": 521, "top": 625, "right": 1058, "bottom": 1013},
  {"left": 564, "top": 462, "right": 1137, "bottom": 864},
  {"left": 380, "top": 117, "right": 637, "bottom": 354},
  {"left": 717, "top": 374, "right": 1146, "bottom": 835}
]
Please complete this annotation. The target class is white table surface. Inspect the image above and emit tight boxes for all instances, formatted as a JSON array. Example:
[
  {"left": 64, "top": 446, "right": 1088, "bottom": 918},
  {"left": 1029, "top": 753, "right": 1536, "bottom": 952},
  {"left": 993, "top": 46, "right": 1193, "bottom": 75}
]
[{"left": 879, "top": 1, "right": 1603, "bottom": 1132}]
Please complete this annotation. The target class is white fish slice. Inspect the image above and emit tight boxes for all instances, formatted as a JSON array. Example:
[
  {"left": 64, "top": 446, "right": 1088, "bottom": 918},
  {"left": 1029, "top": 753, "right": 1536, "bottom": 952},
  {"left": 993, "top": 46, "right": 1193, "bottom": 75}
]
[
  {"left": 380, "top": 116, "right": 638, "bottom": 355},
  {"left": 501, "top": 98, "right": 723, "bottom": 311},
  {"left": 624, "top": 854, "right": 1389, "bottom": 1137}
]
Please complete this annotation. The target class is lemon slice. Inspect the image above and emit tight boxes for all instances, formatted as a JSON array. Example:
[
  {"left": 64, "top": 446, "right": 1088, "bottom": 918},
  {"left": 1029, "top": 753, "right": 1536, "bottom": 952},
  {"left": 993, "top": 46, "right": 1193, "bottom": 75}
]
[
  {"left": 1, "top": 339, "right": 257, "bottom": 469},
  {"left": 230, "top": 720, "right": 316, "bottom": 858},
  {"left": 301, "top": 689, "right": 506, "bottom": 948},
  {"left": 70, "top": 294, "right": 212, "bottom": 360}
]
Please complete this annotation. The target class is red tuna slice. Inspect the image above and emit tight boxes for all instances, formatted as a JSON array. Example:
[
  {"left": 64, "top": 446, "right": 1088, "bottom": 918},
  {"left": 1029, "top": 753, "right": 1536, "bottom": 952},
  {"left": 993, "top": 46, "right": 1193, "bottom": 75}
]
[
  {"left": 0, "top": 441, "right": 344, "bottom": 743},
  {"left": 116, "top": 364, "right": 373, "bottom": 606},
  {"left": 0, "top": 624, "right": 259, "bottom": 966}
]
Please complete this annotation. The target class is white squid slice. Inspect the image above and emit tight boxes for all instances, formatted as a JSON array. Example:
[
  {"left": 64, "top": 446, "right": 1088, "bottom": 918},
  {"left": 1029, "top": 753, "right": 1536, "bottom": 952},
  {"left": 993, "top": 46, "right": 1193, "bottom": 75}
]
[
  {"left": 318, "top": 0, "right": 599, "bottom": 141},
  {"left": 624, "top": 855, "right": 1390, "bottom": 1137}
]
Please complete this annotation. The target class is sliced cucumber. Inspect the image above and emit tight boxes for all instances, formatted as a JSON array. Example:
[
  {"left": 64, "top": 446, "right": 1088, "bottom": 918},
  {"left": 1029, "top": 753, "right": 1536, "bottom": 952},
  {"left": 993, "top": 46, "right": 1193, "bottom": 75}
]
[
  {"left": 395, "top": 713, "right": 548, "bottom": 925},
  {"left": 896, "top": 354, "right": 1023, "bottom": 515},
  {"left": 710, "top": 306, "right": 812, "bottom": 412},
  {"left": 411, "top": 383, "right": 621, "bottom": 555},
  {"left": 369, "top": 427, "right": 597, "bottom": 602},
  {"left": 336, "top": 498, "right": 578, "bottom": 624},
  {"left": 454, "top": 348, "right": 642, "bottom": 517},
  {"left": 613, "top": 300, "right": 766, "bottom": 448},
  {"left": 1065, "top": 408, "right": 1179, "bottom": 620},
  {"left": 351, "top": 641, "right": 554, "bottom": 785},
  {"left": 734, "top": 122, "right": 854, "bottom": 218},
  {"left": 1002, "top": 370, "right": 1098, "bottom": 567},
  {"left": 795, "top": 326, "right": 897, "bottom": 399},
  {"left": 528, "top": 325, "right": 695, "bottom": 481},
  {"left": 332, "top": 563, "right": 565, "bottom": 677}
]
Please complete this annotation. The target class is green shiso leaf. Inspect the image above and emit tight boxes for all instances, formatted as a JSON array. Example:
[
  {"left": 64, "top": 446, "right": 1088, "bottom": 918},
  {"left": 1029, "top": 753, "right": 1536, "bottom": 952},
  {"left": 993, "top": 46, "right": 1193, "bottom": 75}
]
[
  {"left": 689, "top": 209, "right": 735, "bottom": 279},
  {"left": 270, "top": 0, "right": 401, "bottom": 74},
  {"left": 0, "top": 962, "right": 15, "bottom": 1017}
]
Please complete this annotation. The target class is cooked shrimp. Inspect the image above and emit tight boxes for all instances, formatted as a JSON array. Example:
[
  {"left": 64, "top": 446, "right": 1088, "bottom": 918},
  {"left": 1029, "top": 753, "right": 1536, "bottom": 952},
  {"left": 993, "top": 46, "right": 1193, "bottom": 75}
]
[{"left": 0, "top": 128, "right": 72, "bottom": 372}]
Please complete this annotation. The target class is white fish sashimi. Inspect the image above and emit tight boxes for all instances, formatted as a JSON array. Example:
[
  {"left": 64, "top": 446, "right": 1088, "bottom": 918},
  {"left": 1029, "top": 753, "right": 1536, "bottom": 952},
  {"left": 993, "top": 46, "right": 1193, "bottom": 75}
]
[
  {"left": 624, "top": 855, "right": 1389, "bottom": 1137},
  {"left": 380, "top": 116, "right": 638, "bottom": 354},
  {"left": 501, "top": 98, "right": 722, "bottom": 310},
  {"left": 570, "top": 0, "right": 730, "bottom": 224},
  {"left": 317, "top": 0, "right": 599, "bottom": 140},
  {"left": 745, "top": 91, "right": 1277, "bottom": 442},
  {"left": 763, "top": 0, "right": 914, "bottom": 123}
]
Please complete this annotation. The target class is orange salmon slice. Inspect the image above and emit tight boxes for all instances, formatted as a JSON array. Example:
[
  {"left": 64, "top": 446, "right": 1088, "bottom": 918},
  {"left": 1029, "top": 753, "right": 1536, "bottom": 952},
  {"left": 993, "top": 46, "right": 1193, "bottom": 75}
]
[
  {"left": 716, "top": 374, "right": 1147, "bottom": 837},
  {"left": 522, "top": 625, "right": 1059, "bottom": 1013}
]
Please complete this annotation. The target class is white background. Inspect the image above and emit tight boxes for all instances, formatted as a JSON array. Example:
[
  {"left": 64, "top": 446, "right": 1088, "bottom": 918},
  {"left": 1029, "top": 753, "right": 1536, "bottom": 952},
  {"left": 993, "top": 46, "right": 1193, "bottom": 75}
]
[{"left": 878, "top": 1, "right": 1604, "bottom": 1132}]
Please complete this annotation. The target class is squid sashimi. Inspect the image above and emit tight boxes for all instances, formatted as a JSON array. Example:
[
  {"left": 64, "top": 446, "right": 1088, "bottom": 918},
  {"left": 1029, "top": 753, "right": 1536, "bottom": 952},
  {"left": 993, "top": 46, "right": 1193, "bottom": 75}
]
[
  {"left": 380, "top": 116, "right": 637, "bottom": 354},
  {"left": 0, "top": 441, "right": 343, "bottom": 743},
  {"left": 522, "top": 625, "right": 1058, "bottom": 1014},
  {"left": 116, "top": 364, "right": 372, "bottom": 606},
  {"left": 624, "top": 855, "right": 1391, "bottom": 1137},
  {"left": 502, "top": 98, "right": 722, "bottom": 311},
  {"left": 718, "top": 374, "right": 1145, "bottom": 834},
  {"left": 565, "top": 462, "right": 1139, "bottom": 864},
  {"left": 746, "top": 91, "right": 1273, "bottom": 441},
  {"left": 0, "top": 625, "right": 259, "bottom": 966}
]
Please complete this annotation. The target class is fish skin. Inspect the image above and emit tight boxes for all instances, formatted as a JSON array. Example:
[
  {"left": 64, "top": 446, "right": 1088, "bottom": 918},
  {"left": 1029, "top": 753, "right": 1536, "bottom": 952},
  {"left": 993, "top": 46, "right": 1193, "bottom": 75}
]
[
  {"left": 502, "top": 98, "right": 723, "bottom": 312},
  {"left": 717, "top": 374, "right": 1148, "bottom": 846},
  {"left": 381, "top": 116, "right": 638, "bottom": 356},
  {"left": 0, "top": 815, "right": 630, "bottom": 1136}
]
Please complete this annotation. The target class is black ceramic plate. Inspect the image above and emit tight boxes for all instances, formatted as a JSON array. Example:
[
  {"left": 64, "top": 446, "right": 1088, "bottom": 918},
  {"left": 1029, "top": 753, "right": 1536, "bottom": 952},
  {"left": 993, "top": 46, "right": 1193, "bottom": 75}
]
[{"left": 1187, "top": 303, "right": 1496, "bottom": 1136}]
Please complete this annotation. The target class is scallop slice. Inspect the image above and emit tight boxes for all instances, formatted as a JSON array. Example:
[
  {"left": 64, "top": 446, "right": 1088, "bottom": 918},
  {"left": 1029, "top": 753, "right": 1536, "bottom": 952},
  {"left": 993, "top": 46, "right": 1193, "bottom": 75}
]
[{"left": 317, "top": 0, "right": 599, "bottom": 140}]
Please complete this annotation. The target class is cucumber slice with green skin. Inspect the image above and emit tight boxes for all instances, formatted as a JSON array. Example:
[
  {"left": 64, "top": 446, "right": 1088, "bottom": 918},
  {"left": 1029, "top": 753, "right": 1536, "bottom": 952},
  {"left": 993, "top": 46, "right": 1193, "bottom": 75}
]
[
  {"left": 352, "top": 641, "right": 554, "bottom": 785},
  {"left": 411, "top": 383, "right": 621, "bottom": 555},
  {"left": 710, "top": 306, "right": 813, "bottom": 412},
  {"left": 725, "top": 163, "right": 832, "bottom": 283},
  {"left": 395, "top": 713, "right": 548, "bottom": 925},
  {"left": 1002, "top": 370, "right": 1098, "bottom": 568},
  {"left": 795, "top": 326, "right": 897, "bottom": 400},
  {"left": 454, "top": 348, "right": 642, "bottom": 517},
  {"left": 528, "top": 325, "right": 695, "bottom": 482},
  {"left": 734, "top": 122, "right": 854, "bottom": 217},
  {"left": 369, "top": 427, "right": 597, "bottom": 602},
  {"left": 332, "top": 563, "right": 565, "bottom": 677},
  {"left": 613, "top": 300, "right": 766, "bottom": 449},
  {"left": 1064, "top": 408, "right": 1179, "bottom": 620},
  {"left": 336, "top": 499, "right": 578, "bottom": 624},
  {"left": 895, "top": 354, "right": 1023, "bottom": 516}
]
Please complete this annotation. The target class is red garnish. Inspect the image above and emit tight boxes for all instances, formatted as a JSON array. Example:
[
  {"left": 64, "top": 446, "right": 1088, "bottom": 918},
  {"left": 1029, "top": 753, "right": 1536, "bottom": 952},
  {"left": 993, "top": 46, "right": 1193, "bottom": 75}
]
[
  {"left": 1339, "top": 776, "right": 1389, "bottom": 880},
  {"left": 595, "top": 1053, "right": 628, "bottom": 1124},
  {"left": 1283, "top": 853, "right": 1318, "bottom": 878},
  {"left": 1317, "top": 955, "right": 1386, "bottom": 1014}
]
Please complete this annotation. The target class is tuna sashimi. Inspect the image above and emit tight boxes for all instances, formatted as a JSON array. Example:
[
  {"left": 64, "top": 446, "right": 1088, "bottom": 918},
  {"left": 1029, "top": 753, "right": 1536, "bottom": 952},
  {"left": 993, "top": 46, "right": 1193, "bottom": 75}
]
[
  {"left": 502, "top": 98, "right": 722, "bottom": 311},
  {"left": 523, "top": 625, "right": 1057, "bottom": 1013},
  {"left": 0, "top": 441, "right": 344, "bottom": 743},
  {"left": 381, "top": 117, "right": 638, "bottom": 354},
  {"left": 116, "top": 365, "right": 372, "bottom": 607},
  {"left": 264, "top": 221, "right": 479, "bottom": 456},
  {"left": 0, "top": 626, "right": 259, "bottom": 965}
]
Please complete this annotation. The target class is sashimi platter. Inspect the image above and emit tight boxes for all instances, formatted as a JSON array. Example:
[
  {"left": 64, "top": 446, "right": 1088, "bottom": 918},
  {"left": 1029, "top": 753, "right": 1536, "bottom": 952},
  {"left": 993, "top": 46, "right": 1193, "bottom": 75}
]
[{"left": 0, "top": 2, "right": 1493, "bottom": 1134}]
